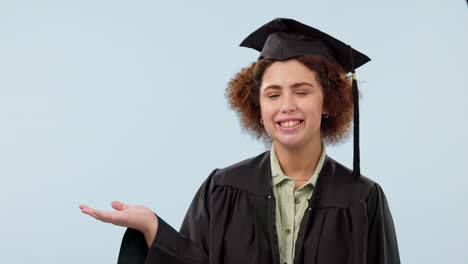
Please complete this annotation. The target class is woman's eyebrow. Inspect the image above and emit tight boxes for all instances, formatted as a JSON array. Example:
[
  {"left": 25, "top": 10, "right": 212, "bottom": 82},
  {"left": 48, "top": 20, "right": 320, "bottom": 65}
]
[{"left": 263, "top": 82, "right": 314, "bottom": 91}]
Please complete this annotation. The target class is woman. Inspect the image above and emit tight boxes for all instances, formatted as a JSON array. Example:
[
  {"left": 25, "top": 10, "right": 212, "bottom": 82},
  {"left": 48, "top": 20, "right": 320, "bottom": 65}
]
[{"left": 80, "top": 18, "right": 400, "bottom": 264}]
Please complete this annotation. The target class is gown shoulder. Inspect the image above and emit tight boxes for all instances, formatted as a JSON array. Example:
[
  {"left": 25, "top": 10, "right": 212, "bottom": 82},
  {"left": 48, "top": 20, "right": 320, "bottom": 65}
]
[{"left": 213, "top": 150, "right": 271, "bottom": 195}]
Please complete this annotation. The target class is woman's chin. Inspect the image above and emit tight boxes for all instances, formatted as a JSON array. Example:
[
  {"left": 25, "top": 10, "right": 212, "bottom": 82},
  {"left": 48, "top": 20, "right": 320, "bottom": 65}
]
[{"left": 274, "top": 136, "right": 306, "bottom": 148}]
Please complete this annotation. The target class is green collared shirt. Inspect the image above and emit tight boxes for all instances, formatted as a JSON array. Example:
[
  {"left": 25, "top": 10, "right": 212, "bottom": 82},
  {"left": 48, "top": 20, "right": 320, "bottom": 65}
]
[{"left": 270, "top": 142, "right": 327, "bottom": 264}]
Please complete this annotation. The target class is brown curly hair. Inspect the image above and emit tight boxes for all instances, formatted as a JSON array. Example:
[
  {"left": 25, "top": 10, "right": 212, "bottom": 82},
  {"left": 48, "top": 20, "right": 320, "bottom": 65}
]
[{"left": 225, "top": 55, "right": 354, "bottom": 146}]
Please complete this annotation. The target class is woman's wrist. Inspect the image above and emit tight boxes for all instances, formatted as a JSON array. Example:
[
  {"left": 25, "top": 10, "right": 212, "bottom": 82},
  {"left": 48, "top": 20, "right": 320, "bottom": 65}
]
[{"left": 143, "top": 213, "right": 158, "bottom": 248}]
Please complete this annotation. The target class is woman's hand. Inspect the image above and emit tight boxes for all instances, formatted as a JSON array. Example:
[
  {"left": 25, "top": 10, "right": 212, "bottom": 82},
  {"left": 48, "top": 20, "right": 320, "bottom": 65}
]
[{"left": 79, "top": 201, "right": 158, "bottom": 248}]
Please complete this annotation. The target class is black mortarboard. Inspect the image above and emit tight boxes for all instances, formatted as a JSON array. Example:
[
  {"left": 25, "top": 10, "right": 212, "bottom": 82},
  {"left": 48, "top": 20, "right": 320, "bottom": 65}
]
[{"left": 239, "top": 17, "right": 371, "bottom": 179}]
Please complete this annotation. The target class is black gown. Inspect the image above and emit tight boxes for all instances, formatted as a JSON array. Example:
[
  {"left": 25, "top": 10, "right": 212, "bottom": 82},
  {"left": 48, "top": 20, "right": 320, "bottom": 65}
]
[{"left": 116, "top": 150, "right": 400, "bottom": 264}]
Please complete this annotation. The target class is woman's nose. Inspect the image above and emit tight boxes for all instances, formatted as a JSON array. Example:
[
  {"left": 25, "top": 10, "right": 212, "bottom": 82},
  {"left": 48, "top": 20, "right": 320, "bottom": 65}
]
[{"left": 280, "top": 94, "right": 297, "bottom": 113}]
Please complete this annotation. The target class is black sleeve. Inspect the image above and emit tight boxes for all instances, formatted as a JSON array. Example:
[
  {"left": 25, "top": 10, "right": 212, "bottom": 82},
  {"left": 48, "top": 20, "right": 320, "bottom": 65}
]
[
  {"left": 116, "top": 169, "right": 218, "bottom": 264},
  {"left": 366, "top": 183, "right": 401, "bottom": 264}
]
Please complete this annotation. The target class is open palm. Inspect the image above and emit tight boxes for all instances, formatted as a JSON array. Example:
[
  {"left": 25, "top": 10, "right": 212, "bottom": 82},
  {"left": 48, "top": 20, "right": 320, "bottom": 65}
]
[{"left": 79, "top": 201, "right": 158, "bottom": 240}]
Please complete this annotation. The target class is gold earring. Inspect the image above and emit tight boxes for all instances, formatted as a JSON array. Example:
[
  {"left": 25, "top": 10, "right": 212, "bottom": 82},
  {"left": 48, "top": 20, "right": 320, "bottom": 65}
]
[
  {"left": 323, "top": 113, "right": 329, "bottom": 119},
  {"left": 260, "top": 118, "right": 264, "bottom": 125}
]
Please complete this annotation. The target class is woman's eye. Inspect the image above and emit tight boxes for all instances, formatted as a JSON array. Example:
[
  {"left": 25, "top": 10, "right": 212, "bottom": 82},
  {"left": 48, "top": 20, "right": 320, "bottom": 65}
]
[
  {"left": 267, "top": 94, "right": 279, "bottom": 98},
  {"left": 296, "top": 92, "right": 308, "bottom": 96}
]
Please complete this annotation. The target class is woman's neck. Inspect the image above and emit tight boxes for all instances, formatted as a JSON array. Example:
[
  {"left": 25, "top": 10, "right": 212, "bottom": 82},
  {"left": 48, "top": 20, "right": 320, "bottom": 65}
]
[{"left": 274, "top": 138, "right": 323, "bottom": 180}]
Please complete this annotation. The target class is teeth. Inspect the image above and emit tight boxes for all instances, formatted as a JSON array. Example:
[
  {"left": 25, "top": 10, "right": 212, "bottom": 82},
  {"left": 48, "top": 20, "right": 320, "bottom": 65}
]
[{"left": 280, "top": 120, "right": 300, "bottom": 128}]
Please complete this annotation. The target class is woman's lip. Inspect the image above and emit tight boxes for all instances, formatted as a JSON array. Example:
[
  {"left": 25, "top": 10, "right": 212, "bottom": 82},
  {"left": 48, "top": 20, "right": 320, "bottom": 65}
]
[
  {"left": 276, "top": 118, "right": 303, "bottom": 123},
  {"left": 276, "top": 120, "right": 304, "bottom": 132}
]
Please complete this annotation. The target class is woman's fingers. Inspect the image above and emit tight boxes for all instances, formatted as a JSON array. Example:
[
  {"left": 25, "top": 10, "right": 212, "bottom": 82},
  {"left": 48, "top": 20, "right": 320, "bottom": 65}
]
[
  {"left": 80, "top": 203, "right": 128, "bottom": 226},
  {"left": 79, "top": 202, "right": 156, "bottom": 233},
  {"left": 93, "top": 209, "right": 114, "bottom": 223},
  {"left": 111, "top": 201, "right": 128, "bottom": 211},
  {"left": 80, "top": 205, "right": 105, "bottom": 220},
  {"left": 80, "top": 206, "right": 99, "bottom": 219},
  {"left": 83, "top": 207, "right": 113, "bottom": 223}
]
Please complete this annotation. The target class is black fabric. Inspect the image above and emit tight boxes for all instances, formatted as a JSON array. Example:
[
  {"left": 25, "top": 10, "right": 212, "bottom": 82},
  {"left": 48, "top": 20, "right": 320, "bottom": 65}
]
[
  {"left": 239, "top": 17, "right": 371, "bottom": 73},
  {"left": 116, "top": 151, "right": 400, "bottom": 264}
]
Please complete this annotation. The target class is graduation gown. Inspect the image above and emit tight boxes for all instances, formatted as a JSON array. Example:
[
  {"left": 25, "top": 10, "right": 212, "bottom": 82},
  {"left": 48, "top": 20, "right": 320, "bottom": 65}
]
[{"left": 116, "top": 150, "right": 400, "bottom": 264}]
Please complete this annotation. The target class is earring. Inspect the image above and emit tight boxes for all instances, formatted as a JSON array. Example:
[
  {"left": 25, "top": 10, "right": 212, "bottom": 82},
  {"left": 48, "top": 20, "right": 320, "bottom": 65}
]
[
  {"left": 260, "top": 118, "right": 264, "bottom": 125},
  {"left": 322, "top": 113, "right": 329, "bottom": 119}
]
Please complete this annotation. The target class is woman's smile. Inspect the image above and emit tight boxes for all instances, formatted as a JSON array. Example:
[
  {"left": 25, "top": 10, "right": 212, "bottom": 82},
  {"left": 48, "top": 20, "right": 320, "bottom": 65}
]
[{"left": 276, "top": 119, "right": 304, "bottom": 132}]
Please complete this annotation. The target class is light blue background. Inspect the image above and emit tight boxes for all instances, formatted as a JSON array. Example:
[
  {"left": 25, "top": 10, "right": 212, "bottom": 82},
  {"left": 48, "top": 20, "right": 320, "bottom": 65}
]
[{"left": 0, "top": 0, "right": 467, "bottom": 263}]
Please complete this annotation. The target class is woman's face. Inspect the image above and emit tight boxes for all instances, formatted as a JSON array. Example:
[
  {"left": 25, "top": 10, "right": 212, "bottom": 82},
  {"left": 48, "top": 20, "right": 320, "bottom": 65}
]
[{"left": 259, "top": 59, "right": 325, "bottom": 148}]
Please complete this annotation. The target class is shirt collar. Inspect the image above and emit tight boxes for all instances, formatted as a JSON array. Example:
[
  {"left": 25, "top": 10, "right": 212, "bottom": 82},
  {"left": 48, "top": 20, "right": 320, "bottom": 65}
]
[{"left": 270, "top": 141, "right": 327, "bottom": 188}]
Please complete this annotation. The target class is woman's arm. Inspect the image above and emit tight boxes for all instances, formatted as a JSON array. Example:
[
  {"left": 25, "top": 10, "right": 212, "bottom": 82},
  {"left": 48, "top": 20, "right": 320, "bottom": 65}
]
[
  {"left": 366, "top": 183, "right": 401, "bottom": 264},
  {"left": 117, "top": 169, "right": 218, "bottom": 264},
  {"left": 143, "top": 214, "right": 158, "bottom": 248}
]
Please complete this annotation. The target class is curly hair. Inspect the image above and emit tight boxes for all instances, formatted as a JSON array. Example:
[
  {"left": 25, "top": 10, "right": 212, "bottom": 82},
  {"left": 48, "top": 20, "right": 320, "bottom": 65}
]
[{"left": 225, "top": 55, "right": 354, "bottom": 146}]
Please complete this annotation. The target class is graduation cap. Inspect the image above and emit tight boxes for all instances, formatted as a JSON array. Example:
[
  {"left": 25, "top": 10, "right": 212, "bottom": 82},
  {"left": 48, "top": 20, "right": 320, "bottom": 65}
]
[{"left": 239, "top": 17, "right": 371, "bottom": 179}]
